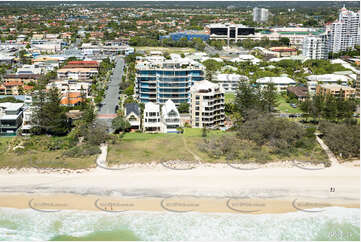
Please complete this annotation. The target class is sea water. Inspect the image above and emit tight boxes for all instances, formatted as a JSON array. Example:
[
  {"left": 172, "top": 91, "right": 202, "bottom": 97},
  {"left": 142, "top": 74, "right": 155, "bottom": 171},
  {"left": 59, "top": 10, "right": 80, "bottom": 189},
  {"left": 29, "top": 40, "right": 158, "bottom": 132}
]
[{"left": 0, "top": 207, "right": 359, "bottom": 241}]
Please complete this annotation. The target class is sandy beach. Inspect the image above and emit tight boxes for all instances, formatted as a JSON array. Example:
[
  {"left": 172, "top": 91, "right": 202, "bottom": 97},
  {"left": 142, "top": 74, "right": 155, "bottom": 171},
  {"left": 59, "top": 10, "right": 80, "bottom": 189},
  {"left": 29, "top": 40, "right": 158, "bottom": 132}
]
[{"left": 0, "top": 162, "right": 359, "bottom": 213}]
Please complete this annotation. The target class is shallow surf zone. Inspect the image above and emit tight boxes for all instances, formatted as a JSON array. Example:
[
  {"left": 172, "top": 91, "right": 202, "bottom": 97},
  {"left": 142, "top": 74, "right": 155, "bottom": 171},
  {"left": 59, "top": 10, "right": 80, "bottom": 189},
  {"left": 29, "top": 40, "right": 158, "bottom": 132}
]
[{"left": 0, "top": 207, "right": 359, "bottom": 241}]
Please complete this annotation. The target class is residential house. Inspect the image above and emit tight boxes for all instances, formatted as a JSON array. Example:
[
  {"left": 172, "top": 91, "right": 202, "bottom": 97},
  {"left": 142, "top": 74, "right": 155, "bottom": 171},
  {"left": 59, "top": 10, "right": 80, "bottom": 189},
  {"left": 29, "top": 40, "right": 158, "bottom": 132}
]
[
  {"left": 256, "top": 76, "right": 296, "bottom": 92},
  {"left": 287, "top": 86, "right": 308, "bottom": 101},
  {"left": 60, "top": 92, "right": 86, "bottom": 107},
  {"left": 124, "top": 102, "right": 141, "bottom": 130},
  {"left": 142, "top": 102, "right": 161, "bottom": 133},
  {"left": 215, "top": 73, "right": 249, "bottom": 93},
  {"left": 0, "top": 102, "right": 24, "bottom": 136},
  {"left": 161, "top": 99, "right": 180, "bottom": 133}
]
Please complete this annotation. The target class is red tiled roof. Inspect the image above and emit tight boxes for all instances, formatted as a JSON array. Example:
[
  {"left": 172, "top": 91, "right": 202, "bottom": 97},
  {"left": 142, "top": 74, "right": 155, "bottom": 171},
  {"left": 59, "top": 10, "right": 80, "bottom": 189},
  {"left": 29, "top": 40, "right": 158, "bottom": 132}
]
[
  {"left": 4, "top": 81, "right": 24, "bottom": 86},
  {"left": 24, "top": 85, "right": 34, "bottom": 90},
  {"left": 60, "top": 92, "right": 85, "bottom": 105},
  {"left": 271, "top": 48, "right": 297, "bottom": 52},
  {"left": 68, "top": 61, "right": 99, "bottom": 65}
]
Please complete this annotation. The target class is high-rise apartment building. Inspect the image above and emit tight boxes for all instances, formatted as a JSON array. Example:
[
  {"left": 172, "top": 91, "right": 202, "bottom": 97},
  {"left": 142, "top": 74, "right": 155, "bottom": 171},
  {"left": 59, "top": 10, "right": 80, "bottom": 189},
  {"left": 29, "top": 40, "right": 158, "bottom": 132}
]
[
  {"left": 253, "top": 7, "right": 269, "bottom": 23},
  {"left": 302, "top": 35, "right": 329, "bottom": 59},
  {"left": 190, "top": 80, "right": 225, "bottom": 129},
  {"left": 135, "top": 56, "right": 204, "bottom": 105},
  {"left": 328, "top": 6, "right": 360, "bottom": 53}
]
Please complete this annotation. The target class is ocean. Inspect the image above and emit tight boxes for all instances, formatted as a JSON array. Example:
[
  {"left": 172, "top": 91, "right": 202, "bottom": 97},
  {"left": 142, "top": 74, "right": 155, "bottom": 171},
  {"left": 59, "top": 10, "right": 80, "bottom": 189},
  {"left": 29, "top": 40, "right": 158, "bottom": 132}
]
[{"left": 0, "top": 207, "right": 359, "bottom": 241}]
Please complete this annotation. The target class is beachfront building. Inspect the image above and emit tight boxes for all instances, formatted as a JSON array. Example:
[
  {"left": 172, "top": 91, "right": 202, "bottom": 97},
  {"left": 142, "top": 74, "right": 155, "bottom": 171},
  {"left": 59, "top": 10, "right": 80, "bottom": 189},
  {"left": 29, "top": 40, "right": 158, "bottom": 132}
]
[
  {"left": 124, "top": 103, "right": 141, "bottom": 131},
  {"left": 21, "top": 106, "right": 33, "bottom": 135},
  {"left": 256, "top": 77, "right": 296, "bottom": 92},
  {"left": 328, "top": 6, "right": 360, "bottom": 53},
  {"left": 0, "top": 102, "right": 24, "bottom": 136},
  {"left": 142, "top": 102, "right": 161, "bottom": 133},
  {"left": 214, "top": 73, "right": 249, "bottom": 93},
  {"left": 316, "top": 84, "right": 356, "bottom": 99},
  {"left": 160, "top": 99, "right": 181, "bottom": 133},
  {"left": 302, "top": 35, "right": 329, "bottom": 60},
  {"left": 190, "top": 80, "right": 225, "bottom": 129},
  {"left": 253, "top": 7, "right": 269, "bottom": 23},
  {"left": 135, "top": 56, "right": 205, "bottom": 105}
]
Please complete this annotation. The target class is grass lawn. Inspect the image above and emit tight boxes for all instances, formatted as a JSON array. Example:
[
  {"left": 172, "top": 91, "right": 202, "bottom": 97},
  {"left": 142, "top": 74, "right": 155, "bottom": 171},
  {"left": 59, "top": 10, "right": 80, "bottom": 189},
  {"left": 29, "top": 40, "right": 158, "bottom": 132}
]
[
  {"left": 225, "top": 93, "right": 235, "bottom": 104},
  {"left": 107, "top": 128, "right": 224, "bottom": 165},
  {"left": 0, "top": 136, "right": 96, "bottom": 169},
  {"left": 108, "top": 128, "right": 328, "bottom": 165},
  {"left": 276, "top": 96, "right": 303, "bottom": 114},
  {"left": 134, "top": 46, "right": 196, "bottom": 54}
]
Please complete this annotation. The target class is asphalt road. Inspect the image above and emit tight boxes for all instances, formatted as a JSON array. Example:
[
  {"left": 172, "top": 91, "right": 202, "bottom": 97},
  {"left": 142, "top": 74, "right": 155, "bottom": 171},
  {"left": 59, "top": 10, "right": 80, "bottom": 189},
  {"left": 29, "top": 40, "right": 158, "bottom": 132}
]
[{"left": 96, "top": 56, "right": 124, "bottom": 131}]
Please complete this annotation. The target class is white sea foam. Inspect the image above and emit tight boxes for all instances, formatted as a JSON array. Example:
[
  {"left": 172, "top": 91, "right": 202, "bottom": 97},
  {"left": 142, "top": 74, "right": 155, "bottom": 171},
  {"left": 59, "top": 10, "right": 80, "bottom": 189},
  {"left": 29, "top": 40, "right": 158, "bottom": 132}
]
[{"left": 0, "top": 207, "right": 359, "bottom": 241}]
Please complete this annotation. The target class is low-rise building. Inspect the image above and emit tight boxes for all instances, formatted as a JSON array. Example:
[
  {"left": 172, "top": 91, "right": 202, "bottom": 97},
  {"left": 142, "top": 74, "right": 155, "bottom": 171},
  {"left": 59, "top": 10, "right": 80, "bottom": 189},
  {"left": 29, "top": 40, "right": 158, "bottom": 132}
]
[
  {"left": 316, "top": 84, "right": 356, "bottom": 99},
  {"left": 0, "top": 102, "right": 24, "bottom": 136},
  {"left": 269, "top": 47, "right": 298, "bottom": 58},
  {"left": 190, "top": 80, "right": 225, "bottom": 129},
  {"left": 306, "top": 74, "right": 351, "bottom": 94},
  {"left": 256, "top": 77, "right": 296, "bottom": 92},
  {"left": 142, "top": 102, "right": 161, "bottom": 133},
  {"left": 47, "top": 80, "right": 91, "bottom": 98},
  {"left": 215, "top": 73, "right": 249, "bottom": 93},
  {"left": 287, "top": 86, "right": 308, "bottom": 101},
  {"left": 161, "top": 99, "right": 180, "bottom": 133},
  {"left": 59, "top": 92, "right": 86, "bottom": 107},
  {"left": 57, "top": 68, "right": 98, "bottom": 81},
  {"left": 124, "top": 103, "right": 141, "bottom": 130}
]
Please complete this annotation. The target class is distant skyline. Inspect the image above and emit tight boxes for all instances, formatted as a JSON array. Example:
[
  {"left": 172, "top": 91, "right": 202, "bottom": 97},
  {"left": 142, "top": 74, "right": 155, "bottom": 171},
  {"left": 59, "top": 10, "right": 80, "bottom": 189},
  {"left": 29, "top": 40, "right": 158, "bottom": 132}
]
[{"left": 0, "top": 1, "right": 360, "bottom": 9}]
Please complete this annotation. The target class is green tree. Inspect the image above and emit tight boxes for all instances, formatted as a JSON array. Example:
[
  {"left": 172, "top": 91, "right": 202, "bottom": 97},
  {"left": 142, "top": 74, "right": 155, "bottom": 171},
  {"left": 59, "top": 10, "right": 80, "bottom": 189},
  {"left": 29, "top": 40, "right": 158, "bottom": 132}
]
[
  {"left": 112, "top": 116, "right": 131, "bottom": 133},
  {"left": 322, "top": 95, "right": 337, "bottom": 121},
  {"left": 260, "top": 83, "right": 278, "bottom": 112},
  {"left": 234, "top": 80, "right": 259, "bottom": 120},
  {"left": 178, "top": 102, "right": 189, "bottom": 113},
  {"left": 83, "top": 104, "right": 95, "bottom": 124},
  {"left": 31, "top": 88, "right": 70, "bottom": 136}
]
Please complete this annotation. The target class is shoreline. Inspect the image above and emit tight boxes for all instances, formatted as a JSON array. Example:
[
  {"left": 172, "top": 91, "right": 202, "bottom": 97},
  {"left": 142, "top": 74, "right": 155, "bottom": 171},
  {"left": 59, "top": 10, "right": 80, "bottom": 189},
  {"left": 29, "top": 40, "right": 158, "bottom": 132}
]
[
  {"left": 0, "top": 193, "right": 359, "bottom": 214},
  {"left": 0, "top": 163, "right": 359, "bottom": 215}
]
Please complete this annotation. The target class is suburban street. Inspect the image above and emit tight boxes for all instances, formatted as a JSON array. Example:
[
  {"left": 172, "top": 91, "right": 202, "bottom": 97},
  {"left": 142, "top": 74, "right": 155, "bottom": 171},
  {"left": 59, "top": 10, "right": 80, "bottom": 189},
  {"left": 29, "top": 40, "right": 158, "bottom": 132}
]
[{"left": 96, "top": 56, "right": 125, "bottom": 132}]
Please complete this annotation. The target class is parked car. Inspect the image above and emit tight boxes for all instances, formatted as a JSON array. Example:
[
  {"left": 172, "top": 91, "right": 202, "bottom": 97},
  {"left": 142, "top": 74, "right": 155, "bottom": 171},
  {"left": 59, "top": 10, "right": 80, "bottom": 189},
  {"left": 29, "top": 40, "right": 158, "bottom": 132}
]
[{"left": 290, "top": 103, "right": 297, "bottom": 108}]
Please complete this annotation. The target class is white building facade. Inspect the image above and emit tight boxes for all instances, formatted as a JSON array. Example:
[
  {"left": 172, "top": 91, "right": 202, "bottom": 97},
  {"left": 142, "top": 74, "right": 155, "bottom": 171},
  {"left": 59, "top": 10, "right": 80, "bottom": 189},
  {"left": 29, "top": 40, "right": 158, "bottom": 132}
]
[
  {"left": 160, "top": 99, "right": 181, "bottom": 133},
  {"left": 253, "top": 7, "right": 269, "bottom": 22},
  {"left": 142, "top": 102, "right": 161, "bottom": 133},
  {"left": 328, "top": 6, "right": 360, "bottom": 53},
  {"left": 302, "top": 35, "right": 329, "bottom": 60},
  {"left": 190, "top": 80, "right": 225, "bottom": 129},
  {"left": 256, "top": 77, "right": 296, "bottom": 92}
]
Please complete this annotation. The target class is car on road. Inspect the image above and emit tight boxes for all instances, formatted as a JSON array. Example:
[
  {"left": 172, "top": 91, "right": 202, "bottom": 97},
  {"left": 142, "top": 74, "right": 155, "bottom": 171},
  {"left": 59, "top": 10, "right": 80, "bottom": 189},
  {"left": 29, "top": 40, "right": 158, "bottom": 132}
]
[{"left": 290, "top": 103, "right": 297, "bottom": 108}]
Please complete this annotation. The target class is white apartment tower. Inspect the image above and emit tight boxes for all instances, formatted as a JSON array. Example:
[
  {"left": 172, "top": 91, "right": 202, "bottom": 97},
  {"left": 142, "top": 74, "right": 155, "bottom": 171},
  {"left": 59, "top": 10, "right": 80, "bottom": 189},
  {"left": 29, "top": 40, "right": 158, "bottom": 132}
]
[
  {"left": 253, "top": 7, "right": 269, "bottom": 23},
  {"left": 329, "top": 5, "right": 360, "bottom": 53},
  {"left": 190, "top": 80, "right": 225, "bottom": 129},
  {"left": 302, "top": 34, "right": 329, "bottom": 60}
]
